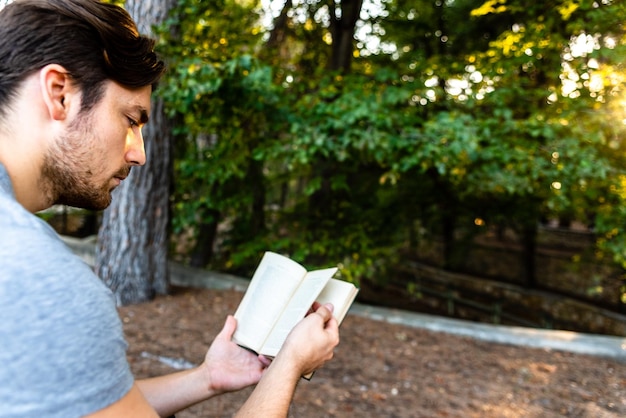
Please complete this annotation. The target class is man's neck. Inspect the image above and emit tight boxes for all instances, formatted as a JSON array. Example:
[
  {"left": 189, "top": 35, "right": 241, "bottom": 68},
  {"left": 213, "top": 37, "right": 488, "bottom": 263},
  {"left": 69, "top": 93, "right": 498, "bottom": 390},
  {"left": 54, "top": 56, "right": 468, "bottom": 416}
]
[
  {"left": 0, "top": 76, "right": 54, "bottom": 213},
  {"left": 0, "top": 151, "right": 50, "bottom": 213}
]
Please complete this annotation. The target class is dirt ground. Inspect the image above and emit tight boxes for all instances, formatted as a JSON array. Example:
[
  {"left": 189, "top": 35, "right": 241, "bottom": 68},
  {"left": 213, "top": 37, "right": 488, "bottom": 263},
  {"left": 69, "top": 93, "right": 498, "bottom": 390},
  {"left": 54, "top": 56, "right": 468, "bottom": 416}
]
[{"left": 119, "top": 286, "right": 626, "bottom": 418}]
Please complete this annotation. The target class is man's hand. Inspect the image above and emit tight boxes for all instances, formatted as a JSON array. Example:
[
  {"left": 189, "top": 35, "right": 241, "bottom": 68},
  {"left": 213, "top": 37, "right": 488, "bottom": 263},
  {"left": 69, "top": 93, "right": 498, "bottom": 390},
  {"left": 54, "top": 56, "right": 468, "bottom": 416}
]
[
  {"left": 201, "top": 315, "right": 271, "bottom": 394},
  {"left": 136, "top": 315, "right": 270, "bottom": 417},
  {"left": 233, "top": 303, "right": 340, "bottom": 417},
  {"left": 277, "top": 303, "right": 340, "bottom": 377}
]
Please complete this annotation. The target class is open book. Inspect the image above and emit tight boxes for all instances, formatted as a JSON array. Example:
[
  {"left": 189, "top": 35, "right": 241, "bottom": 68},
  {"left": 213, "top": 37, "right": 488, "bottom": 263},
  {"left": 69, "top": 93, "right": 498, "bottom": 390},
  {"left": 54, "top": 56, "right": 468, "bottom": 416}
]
[{"left": 232, "top": 251, "right": 359, "bottom": 360}]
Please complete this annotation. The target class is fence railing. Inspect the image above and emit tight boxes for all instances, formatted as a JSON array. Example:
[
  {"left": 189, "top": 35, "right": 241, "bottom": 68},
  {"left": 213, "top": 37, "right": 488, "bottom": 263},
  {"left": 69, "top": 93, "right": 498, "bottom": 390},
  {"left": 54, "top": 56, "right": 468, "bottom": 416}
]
[{"left": 387, "top": 262, "right": 579, "bottom": 330}]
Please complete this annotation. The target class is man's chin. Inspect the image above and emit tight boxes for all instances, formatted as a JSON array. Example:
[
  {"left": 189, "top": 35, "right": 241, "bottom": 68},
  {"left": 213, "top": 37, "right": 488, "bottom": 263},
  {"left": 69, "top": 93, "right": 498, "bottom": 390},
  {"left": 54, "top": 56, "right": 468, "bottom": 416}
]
[{"left": 57, "top": 194, "right": 112, "bottom": 211}]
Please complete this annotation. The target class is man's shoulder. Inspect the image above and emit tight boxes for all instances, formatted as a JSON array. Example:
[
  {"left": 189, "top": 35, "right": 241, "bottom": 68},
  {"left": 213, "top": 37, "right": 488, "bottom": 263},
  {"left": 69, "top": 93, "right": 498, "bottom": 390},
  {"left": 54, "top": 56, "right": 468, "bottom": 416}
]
[
  {"left": 0, "top": 189, "right": 70, "bottom": 253},
  {"left": 0, "top": 205, "right": 134, "bottom": 417}
]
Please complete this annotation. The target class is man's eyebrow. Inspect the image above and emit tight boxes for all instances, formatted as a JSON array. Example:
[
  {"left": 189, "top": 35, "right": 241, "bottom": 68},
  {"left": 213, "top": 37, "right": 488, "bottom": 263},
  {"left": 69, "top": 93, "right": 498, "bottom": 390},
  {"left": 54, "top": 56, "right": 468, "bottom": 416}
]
[{"left": 138, "top": 108, "right": 149, "bottom": 124}]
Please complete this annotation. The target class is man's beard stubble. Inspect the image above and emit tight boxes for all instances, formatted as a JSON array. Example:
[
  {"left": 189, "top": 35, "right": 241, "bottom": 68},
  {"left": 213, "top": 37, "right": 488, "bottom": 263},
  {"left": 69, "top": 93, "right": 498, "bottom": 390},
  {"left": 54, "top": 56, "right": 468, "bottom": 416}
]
[
  {"left": 40, "top": 113, "right": 122, "bottom": 211},
  {"left": 40, "top": 151, "right": 114, "bottom": 211}
]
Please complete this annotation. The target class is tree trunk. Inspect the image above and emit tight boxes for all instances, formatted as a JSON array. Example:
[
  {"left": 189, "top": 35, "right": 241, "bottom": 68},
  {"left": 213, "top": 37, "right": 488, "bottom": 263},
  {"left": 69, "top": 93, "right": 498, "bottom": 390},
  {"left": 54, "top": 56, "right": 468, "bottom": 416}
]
[
  {"left": 96, "top": 0, "right": 175, "bottom": 306},
  {"left": 264, "top": 0, "right": 292, "bottom": 52},
  {"left": 520, "top": 222, "right": 538, "bottom": 288},
  {"left": 189, "top": 208, "right": 220, "bottom": 268},
  {"left": 306, "top": 1, "right": 364, "bottom": 230},
  {"left": 247, "top": 156, "right": 266, "bottom": 235},
  {"left": 439, "top": 199, "right": 461, "bottom": 272},
  {"left": 329, "top": 0, "right": 363, "bottom": 72}
]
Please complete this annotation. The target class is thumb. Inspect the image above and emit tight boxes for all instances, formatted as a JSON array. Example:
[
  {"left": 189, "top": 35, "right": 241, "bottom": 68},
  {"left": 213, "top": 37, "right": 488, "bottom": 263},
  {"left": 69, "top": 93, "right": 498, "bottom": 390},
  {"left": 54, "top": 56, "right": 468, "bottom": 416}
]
[
  {"left": 217, "top": 315, "right": 237, "bottom": 341},
  {"left": 314, "top": 303, "right": 335, "bottom": 322}
]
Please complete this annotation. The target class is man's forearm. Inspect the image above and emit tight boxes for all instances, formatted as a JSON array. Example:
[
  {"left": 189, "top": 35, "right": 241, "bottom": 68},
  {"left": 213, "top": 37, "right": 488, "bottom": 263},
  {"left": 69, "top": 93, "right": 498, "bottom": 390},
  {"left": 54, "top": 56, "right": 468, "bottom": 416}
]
[
  {"left": 234, "top": 355, "right": 301, "bottom": 418},
  {"left": 136, "top": 367, "right": 215, "bottom": 418}
]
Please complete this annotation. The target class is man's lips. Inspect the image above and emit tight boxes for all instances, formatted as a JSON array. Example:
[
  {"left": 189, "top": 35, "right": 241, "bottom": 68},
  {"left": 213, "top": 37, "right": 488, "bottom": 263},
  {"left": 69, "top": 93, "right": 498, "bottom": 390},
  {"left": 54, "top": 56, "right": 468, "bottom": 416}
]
[
  {"left": 113, "top": 168, "right": 131, "bottom": 184},
  {"left": 111, "top": 170, "right": 130, "bottom": 188}
]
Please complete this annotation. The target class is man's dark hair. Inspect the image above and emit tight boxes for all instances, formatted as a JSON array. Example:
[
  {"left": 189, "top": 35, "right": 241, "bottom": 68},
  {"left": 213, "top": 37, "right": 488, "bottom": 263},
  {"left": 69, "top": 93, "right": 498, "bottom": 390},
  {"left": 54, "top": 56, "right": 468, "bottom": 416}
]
[{"left": 0, "top": 0, "right": 166, "bottom": 117}]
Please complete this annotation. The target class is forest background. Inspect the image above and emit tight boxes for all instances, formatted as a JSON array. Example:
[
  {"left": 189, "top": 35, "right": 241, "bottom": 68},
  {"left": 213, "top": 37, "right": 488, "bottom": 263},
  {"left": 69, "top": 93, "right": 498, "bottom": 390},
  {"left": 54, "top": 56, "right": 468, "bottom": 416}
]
[{"left": 24, "top": 0, "right": 626, "bottom": 312}]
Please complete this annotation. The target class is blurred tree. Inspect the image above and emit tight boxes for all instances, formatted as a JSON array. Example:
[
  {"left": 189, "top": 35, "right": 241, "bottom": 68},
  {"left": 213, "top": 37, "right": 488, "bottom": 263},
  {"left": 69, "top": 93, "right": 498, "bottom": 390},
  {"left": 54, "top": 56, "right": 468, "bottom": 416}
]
[
  {"left": 96, "top": 0, "right": 177, "bottom": 305},
  {"left": 156, "top": 0, "right": 285, "bottom": 271},
  {"left": 358, "top": 0, "right": 626, "bottom": 287},
  {"left": 125, "top": 0, "right": 626, "bottom": 306}
]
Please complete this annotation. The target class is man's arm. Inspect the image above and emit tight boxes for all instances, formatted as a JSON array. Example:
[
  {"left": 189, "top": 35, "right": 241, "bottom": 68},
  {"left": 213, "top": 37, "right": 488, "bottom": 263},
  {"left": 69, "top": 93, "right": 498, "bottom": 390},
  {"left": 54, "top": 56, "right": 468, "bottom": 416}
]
[
  {"left": 88, "top": 304, "right": 338, "bottom": 418},
  {"left": 84, "top": 384, "right": 158, "bottom": 418},
  {"left": 135, "top": 306, "right": 338, "bottom": 417},
  {"left": 235, "top": 303, "right": 339, "bottom": 417},
  {"left": 136, "top": 315, "right": 270, "bottom": 417},
  {"left": 84, "top": 315, "right": 268, "bottom": 418}
]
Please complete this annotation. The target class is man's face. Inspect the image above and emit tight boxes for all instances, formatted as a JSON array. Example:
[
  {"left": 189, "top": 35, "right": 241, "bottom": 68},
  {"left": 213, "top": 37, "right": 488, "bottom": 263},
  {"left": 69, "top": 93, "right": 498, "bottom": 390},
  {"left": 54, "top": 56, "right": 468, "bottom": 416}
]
[{"left": 41, "top": 81, "right": 152, "bottom": 210}]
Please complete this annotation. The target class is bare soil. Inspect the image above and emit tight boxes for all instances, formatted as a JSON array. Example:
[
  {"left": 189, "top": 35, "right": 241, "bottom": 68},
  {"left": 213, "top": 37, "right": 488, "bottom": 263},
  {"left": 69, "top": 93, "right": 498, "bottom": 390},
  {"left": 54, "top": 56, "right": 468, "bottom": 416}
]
[{"left": 119, "top": 286, "right": 626, "bottom": 418}]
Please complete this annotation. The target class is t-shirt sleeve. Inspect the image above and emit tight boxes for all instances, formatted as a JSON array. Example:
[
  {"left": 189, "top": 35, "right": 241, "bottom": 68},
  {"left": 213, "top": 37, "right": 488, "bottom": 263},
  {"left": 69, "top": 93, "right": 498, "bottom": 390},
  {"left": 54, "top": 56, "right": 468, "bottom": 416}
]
[{"left": 0, "top": 225, "right": 134, "bottom": 418}]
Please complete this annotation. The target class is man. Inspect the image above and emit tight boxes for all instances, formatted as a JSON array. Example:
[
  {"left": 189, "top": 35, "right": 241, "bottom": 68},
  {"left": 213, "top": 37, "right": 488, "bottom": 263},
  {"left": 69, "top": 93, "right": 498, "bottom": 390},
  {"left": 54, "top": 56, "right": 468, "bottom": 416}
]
[{"left": 0, "top": 1, "right": 340, "bottom": 417}]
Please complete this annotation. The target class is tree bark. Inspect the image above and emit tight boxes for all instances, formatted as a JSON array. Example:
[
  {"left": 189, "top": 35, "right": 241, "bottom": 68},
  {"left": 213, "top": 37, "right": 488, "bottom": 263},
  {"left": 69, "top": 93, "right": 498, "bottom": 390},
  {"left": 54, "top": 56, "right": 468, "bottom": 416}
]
[
  {"left": 264, "top": 0, "right": 292, "bottom": 51},
  {"left": 329, "top": 0, "right": 363, "bottom": 72},
  {"left": 96, "top": 0, "right": 175, "bottom": 306},
  {"left": 306, "top": 1, "right": 364, "bottom": 229},
  {"left": 520, "top": 223, "right": 538, "bottom": 289},
  {"left": 189, "top": 208, "right": 220, "bottom": 268}
]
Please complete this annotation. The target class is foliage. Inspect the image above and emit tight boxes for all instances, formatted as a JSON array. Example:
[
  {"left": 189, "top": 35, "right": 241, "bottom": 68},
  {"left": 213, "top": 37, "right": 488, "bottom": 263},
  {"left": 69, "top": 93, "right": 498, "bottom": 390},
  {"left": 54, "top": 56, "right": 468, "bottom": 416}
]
[{"left": 154, "top": 0, "right": 626, "bottom": 302}]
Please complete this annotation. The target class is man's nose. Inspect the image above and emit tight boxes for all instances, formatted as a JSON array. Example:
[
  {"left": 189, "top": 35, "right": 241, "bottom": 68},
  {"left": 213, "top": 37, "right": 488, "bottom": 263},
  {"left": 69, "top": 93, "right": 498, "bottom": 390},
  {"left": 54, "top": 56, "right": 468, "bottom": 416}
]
[{"left": 125, "top": 128, "right": 146, "bottom": 166}]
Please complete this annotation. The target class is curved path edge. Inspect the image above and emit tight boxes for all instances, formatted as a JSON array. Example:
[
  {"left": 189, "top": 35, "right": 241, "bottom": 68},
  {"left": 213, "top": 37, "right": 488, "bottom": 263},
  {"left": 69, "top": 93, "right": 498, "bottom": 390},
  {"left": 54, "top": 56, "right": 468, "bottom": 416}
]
[{"left": 62, "top": 236, "right": 626, "bottom": 363}]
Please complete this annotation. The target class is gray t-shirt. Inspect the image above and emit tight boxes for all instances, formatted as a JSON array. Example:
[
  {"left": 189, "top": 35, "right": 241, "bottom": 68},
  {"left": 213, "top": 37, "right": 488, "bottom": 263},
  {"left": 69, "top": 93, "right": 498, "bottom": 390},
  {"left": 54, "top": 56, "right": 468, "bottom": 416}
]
[{"left": 0, "top": 164, "right": 134, "bottom": 417}]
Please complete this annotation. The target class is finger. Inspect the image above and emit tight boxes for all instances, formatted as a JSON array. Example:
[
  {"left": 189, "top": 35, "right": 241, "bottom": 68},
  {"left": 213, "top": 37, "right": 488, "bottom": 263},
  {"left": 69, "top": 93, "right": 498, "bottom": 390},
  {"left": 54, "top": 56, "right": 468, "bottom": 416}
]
[
  {"left": 325, "top": 316, "right": 339, "bottom": 334},
  {"left": 258, "top": 355, "right": 272, "bottom": 367},
  {"left": 306, "top": 302, "right": 318, "bottom": 316},
  {"left": 217, "top": 315, "right": 237, "bottom": 341},
  {"left": 314, "top": 303, "right": 334, "bottom": 322}
]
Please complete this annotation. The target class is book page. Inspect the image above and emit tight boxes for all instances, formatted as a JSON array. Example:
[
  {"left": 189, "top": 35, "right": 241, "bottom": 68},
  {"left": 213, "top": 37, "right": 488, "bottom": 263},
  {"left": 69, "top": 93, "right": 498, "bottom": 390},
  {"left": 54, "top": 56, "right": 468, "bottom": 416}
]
[
  {"left": 259, "top": 267, "right": 338, "bottom": 357},
  {"left": 315, "top": 278, "right": 359, "bottom": 324},
  {"left": 232, "top": 252, "right": 308, "bottom": 352}
]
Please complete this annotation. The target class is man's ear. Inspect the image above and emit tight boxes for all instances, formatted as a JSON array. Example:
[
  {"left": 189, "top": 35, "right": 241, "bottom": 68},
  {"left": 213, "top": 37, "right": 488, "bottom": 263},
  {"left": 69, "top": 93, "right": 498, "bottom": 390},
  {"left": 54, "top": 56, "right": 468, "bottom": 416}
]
[{"left": 39, "top": 64, "right": 76, "bottom": 121}]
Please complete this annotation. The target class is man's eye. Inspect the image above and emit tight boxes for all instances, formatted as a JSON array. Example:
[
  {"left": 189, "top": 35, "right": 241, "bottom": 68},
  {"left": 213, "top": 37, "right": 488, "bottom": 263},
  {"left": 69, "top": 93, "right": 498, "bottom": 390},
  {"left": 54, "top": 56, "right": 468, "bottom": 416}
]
[{"left": 128, "top": 117, "right": 138, "bottom": 127}]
